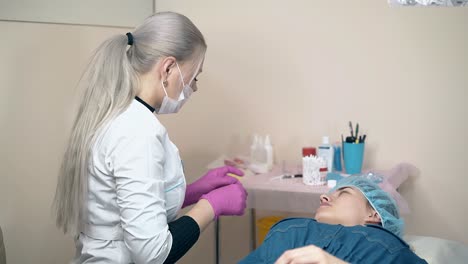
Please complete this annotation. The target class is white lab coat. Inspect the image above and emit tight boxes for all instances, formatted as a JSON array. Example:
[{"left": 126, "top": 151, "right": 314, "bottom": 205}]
[{"left": 72, "top": 99, "right": 186, "bottom": 264}]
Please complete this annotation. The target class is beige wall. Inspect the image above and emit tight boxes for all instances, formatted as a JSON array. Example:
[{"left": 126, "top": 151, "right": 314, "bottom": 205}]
[
  {"left": 1, "top": 0, "right": 467, "bottom": 263},
  {"left": 0, "top": 22, "right": 131, "bottom": 263}
]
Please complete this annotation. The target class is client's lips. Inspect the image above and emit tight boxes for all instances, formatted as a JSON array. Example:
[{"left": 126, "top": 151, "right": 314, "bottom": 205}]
[{"left": 320, "top": 202, "right": 331, "bottom": 207}]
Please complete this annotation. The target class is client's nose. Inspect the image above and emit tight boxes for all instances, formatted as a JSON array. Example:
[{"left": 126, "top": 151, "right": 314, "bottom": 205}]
[{"left": 320, "top": 194, "right": 330, "bottom": 203}]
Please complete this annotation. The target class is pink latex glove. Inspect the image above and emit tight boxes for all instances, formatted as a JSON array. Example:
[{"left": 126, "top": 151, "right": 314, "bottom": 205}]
[
  {"left": 182, "top": 166, "right": 244, "bottom": 208},
  {"left": 201, "top": 182, "right": 247, "bottom": 219}
]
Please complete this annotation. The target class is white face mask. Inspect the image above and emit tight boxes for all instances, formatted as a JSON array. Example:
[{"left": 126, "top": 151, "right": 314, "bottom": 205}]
[{"left": 156, "top": 63, "right": 194, "bottom": 115}]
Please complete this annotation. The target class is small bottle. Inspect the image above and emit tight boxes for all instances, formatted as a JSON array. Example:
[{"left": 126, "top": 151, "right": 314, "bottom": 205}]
[
  {"left": 333, "top": 143, "right": 342, "bottom": 172},
  {"left": 317, "top": 136, "right": 334, "bottom": 173},
  {"left": 265, "top": 135, "right": 274, "bottom": 170},
  {"left": 250, "top": 134, "right": 259, "bottom": 164},
  {"left": 256, "top": 135, "right": 265, "bottom": 165},
  {"left": 249, "top": 134, "right": 268, "bottom": 174}
]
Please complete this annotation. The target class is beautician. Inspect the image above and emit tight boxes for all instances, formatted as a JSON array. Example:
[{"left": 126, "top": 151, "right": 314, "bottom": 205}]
[{"left": 53, "top": 12, "right": 247, "bottom": 263}]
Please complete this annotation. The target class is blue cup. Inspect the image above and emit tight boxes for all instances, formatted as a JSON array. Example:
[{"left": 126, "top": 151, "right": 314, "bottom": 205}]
[{"left": 342, "top": 142, "right": 365, "bottom": 174}]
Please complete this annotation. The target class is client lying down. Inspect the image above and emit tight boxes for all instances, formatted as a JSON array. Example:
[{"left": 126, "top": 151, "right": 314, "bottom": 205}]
[{"left": 239, "top": 176, "right": 427, "bottom": 264}]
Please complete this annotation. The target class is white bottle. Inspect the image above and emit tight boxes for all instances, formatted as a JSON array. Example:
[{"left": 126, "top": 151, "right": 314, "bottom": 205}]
[
  {"left": 250, "top": 134, "right": 259, "bottom": 163},
  {"left": 317, "top": 136, "right": 334, "bottom": 172},
  {"left": 256, "top": 135, "right": 265, "bottom": 165},
  {"left": 264, "top": 135, "right": 274, "bottom": 170},
  {"left": 250, "top": 134, "right": 268, "bottom": 173}
]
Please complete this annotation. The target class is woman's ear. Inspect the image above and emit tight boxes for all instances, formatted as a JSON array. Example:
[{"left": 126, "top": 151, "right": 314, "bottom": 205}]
[{"left": 157, "top": 56, "right": 177, "bottom": 82}]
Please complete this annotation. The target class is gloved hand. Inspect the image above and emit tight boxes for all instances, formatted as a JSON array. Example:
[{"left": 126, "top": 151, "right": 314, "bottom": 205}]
[
  {"left": 182, "top": 166, "right": 244, "bottom": 208},
  {"left": 201, "top": 182, "right": 247, "bottom": 219}
]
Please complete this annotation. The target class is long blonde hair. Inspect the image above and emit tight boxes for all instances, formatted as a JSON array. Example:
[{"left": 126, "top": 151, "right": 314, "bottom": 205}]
[{"left": 53, "top": 12, "right": 207, "bottom": 234}]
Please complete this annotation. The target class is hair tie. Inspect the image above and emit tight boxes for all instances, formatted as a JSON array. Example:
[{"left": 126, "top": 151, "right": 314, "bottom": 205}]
[{"left": 126, "top": 32, "right": 134, "bottom": 46}]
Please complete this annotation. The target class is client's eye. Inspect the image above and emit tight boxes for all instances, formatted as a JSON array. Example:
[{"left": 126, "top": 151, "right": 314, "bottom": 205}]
[
  {"left": 194, "top": 77, "right": 198, "bottom": 82},
  {"left": 338, "top": 190, "right": 350, "bottom": 196}
]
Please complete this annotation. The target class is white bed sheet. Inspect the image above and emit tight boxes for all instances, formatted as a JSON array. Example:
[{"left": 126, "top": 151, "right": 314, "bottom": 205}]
[{"left": 404, "top": 235, "right": 468, "bottom": 264}]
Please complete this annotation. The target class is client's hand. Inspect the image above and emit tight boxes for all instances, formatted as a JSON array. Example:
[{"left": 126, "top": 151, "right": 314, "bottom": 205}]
[{"left": 274, "top": 245, "right": 349, "bottom": 264}]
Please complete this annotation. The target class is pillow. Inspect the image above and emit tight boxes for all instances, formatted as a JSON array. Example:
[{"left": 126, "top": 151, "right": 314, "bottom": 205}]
[{"left": 404, "top": 235, "right": 468, "bottom": 263}]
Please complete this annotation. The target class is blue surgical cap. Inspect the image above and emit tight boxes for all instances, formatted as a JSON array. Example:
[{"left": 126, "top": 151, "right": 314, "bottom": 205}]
[{"left": 329, "top": 175, "right": 404, "bottom": 237}]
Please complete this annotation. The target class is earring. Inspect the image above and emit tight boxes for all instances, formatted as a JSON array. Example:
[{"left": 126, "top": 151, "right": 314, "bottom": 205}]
[{"left": 163, "top": 80, "right": 168, "bottom": 87}]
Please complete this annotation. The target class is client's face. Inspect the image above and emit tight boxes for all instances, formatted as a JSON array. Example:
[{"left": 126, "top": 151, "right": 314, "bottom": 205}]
[{"left": 315, "top": 187, "right": 376, "bottom": 227}]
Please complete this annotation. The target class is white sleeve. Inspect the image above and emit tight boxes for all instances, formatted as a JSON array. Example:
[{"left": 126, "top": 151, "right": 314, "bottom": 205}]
[{"left": 111, "top": 130, "right": 172, "bottom": 264}]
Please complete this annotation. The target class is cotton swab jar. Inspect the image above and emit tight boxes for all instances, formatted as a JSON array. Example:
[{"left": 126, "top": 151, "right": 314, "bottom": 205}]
[{"left": 302, "top": 156, "right": 326, "bottom": 186}]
